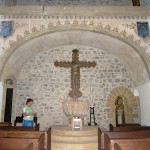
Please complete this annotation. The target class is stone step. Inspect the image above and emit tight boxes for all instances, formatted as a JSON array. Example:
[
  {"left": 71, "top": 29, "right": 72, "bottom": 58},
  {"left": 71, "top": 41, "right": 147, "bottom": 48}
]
[
  {"left": 51, "top": 134, "right": 98, "bottom": 143},
  {"left": 51, "top": 141, "right": 98, "bottom": 150},
  {"left": 51, "top": 125, "right": 98, "bottom": 150},
  {"left": 52, "top": 126, "right": 98, "bottom": 136}
]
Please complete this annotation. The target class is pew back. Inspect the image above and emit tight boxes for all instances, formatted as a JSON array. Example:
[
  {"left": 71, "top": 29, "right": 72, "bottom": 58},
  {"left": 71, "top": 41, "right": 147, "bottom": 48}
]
[
  {"left": 0, "top": 122, "right": 12, "bottom": 127},
  {"left": 0, "top": 138, "right": 35, "bottom": 150},
  {"left": 0, "top": 124, "right": 40, "bottom": 131},
  {"left": 110, "top": 126, "right": 150, "bottom": 132},
  {"left": 102, "top": 131, "right": 150, "bottom": 150},
  {"left": 25, "top": 143, "right": 34, "bottom": 150},
  {"left": 98, "top": 128, "right": 102, "bottom": 150},
  {"left": 114, "top": 143, "right": 121, "bottom": 150},
  {"left": 110, "top": 138, "right": 150, "bottom": 150},
  {"left": 0, "top": 127, "right": 51, "bottom": 150},
  {"left": 0, "top": 132, "right": 45, "bottom": 150}
]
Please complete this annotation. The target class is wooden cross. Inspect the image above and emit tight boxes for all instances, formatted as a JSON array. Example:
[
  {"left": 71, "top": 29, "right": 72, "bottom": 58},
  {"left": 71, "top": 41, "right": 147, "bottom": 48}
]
[{"left": 54, "top": 49, "right": 96, "bottom": 99}]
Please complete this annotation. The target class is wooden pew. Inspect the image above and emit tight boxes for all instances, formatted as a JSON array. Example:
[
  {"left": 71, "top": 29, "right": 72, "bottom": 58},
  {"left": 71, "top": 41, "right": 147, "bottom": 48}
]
[
  {"left": 0, "top": 127, "right": 51, "bottom": 150},
  {"left": 114, "top": 143, "right": 121, "bottom": 150},
  {"left": 104, "top": 133, "right": 150, "bottom": 150},
  {"left": 0, "top": 132, "right": 45, "bottom": 150},
  {"left": 109, "top": 123, "right": 141, "bottom": 129},
  {"left": 0, "top": 142, "right": 33, "bottom": 150},
  {"left": 0, "top": 122, "right": 12, "bottom": 126},
  {"left": 45, "top": 127, "right": 51, "bottom": 150},
  {"left": 102, "top": 131, "right": 150, "bottom": 150},
  {"left": 104, "top": 136, "right": 122, "bottom": 150},
  {"left": 109, "top": 124, "right": 150, "bottom": 132},
  {"left": 98, "top": 127, "right": 102, "bottom": 150},
  {"left": 0, "top": 124, "right": 40, "bottom": 131},
  {"left": 116, "top": 123, "right": 141, "bottom": 127},
  {"left": 25, "top": 143, "right": 34, "bottom": 150}
]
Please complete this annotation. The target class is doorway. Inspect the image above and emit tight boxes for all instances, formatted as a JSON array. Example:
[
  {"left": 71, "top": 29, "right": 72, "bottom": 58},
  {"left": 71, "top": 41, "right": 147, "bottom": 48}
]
[{"left": 4, "top": 88, "right": 13, "bottom": 122}]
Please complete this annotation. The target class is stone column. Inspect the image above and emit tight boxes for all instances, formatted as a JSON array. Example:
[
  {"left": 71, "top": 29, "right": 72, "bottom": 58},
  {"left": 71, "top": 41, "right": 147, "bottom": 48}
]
[{"left": 0, "top": 81, "right": 3, "bottom": 121}]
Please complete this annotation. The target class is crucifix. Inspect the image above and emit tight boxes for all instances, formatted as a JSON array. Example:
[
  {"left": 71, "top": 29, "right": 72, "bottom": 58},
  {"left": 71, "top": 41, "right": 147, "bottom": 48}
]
[{"left": 54, "top": 49, "right": 96, "bottom": 100}]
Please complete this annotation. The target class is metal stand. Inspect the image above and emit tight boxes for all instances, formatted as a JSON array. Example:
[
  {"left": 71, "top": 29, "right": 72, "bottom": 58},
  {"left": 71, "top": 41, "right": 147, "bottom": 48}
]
[{"left": 88, "top": 107, "right": 97, "bottom": 126}]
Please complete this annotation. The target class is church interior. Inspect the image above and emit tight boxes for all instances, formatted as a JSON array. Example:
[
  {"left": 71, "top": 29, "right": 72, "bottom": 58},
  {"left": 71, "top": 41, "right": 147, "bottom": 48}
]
[{"left": 0, "top": 0, "right": 150, "bottom": 150}]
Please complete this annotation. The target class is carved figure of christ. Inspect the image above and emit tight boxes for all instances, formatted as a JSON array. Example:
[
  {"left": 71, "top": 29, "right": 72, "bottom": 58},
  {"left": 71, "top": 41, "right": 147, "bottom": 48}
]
[{"left": 54, "top": 49, "right": 96, "bottom": 99}]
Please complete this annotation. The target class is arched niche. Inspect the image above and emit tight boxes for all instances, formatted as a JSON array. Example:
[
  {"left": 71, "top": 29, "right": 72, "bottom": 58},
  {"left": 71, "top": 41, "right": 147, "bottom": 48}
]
[{"left": 106, "top": 86, "right": 140, "bottom": 126}]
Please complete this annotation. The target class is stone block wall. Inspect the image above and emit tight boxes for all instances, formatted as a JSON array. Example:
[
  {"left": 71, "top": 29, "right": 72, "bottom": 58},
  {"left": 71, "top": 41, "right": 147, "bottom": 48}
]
[
  {"left": 140, "top": 0, "right": 150, "bottom": 6},
  {"left": 16, "top": 0, "right": 132, "bottom": 5},
  {"left": 1, "top": 0, "right": 150, "bottom": 7},
  {"left": 16, "top": 45, "right": 136, "bottom": 130}
]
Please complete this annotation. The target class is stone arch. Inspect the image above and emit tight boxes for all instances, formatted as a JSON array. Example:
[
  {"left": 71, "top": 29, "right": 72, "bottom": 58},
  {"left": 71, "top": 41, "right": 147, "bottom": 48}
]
[
  {"left": 106, "top": 86, "right": 140, "bottom": 126},
  {"left": 0, "top": 24, "right": 150, "bottom": 83}
]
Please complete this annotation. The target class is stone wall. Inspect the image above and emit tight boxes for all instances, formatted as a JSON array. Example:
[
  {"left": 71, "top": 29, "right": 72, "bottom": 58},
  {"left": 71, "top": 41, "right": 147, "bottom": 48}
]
[
  {"left": 141, "top": 0, "right": 150, "bottom": 6},
  {"left": 16, "top": 0, "right": 132, "bottom": 5},
  {"left": 16, "top": 45, "right": 136, "bottom": 130}
]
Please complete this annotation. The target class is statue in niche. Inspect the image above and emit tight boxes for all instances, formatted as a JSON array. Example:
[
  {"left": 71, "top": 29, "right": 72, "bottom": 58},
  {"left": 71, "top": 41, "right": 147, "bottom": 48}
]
[{"left": 115, "top": 96, "right": 125, "bottom": 126}]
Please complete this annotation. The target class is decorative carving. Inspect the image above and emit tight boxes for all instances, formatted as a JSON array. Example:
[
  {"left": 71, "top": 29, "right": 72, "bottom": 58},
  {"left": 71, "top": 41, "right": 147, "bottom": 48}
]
[
  {"left": 145, "top": 36, "right": 150, "bottom": 46},
  {"left": 24, "top": 30, "right": 30, "bottom": 36},
  {"left": 89, "top": 20, "right": 94, "bottom": 26},
  {"left": 120, "top": 30, "right": 127, "bottom": 36},
  {"left": 122, "top": 23, "right": 136, "bottom": 33},
  {"left": 54, "top": 49, "right": 96, "bottom": 99},
  {"left": 9, "top": 40, "right": 15, "bottom": 46},
  {"left": 14, "top": 22, "right": 28, "bottom": 30},
  {"left": 81, "top": 20, "right": 87, "bottom": 26},
  {"left": 113, "top": 27, "right": 119, "bottom": 32},
  {"left": 73, "top": 19, "right": 78, "bottom": 25},
  {"left": 128, "top": 34, "right": 135, "bottom": 40},
  {"left": 32, "top": 26, "right": 38, "bottom": 32},
  {"left": 48, "top": 22, "right": 54, "bottom": 28},
  {"left": 56, "top": 20, "right": 61, "bottom": 25},
  {"left": 97, "top": 22, "right": 103, "bottom": 28},
  {"left": 65, "top": 20, "right": 70, "bottom": 24},
  {"left": 40, "top": 24, "right": 46, "bottom": 29},
  {"left": 16, "top": 34, "right": 23, "bottom": 40}
]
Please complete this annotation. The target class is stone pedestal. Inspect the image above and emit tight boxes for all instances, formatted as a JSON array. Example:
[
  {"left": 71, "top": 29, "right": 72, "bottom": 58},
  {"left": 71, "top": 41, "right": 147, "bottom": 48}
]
[{"left": 62, "top": 101, "right": 89, "bottom": 129}]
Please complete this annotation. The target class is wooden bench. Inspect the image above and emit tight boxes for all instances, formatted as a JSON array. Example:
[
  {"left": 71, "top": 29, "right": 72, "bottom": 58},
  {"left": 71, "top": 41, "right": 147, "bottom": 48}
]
[
  {"left": 0, "top": 124, "right": 40, "bottom": 131},
  {"left": 109, "top": 124, "right": 150, "bottom": 132},
  {"left": 25, "top": 143, "right": 34, "bottom": 150},
  {"left": 0, "top": 133, "right": 45, "bottom": 150},
  {"left": 104, "top": 133, "right": 150, "bottom": 150},
  {"left": 0, "top": 122, "right": 12, "bottom": 126},
  {"left": 0, "top": 142, "right": 33, "bottom": 150},
  {"left": 98, "top": 128, "right": 102, "bottom": 150},
  {"left": 114, "top": 143, "right": 121, "bottom": 150},
  {"left": 115, "top": 123, "right": 141, "bottom": 127},
  {"left": 102, "top": 131, "right": 150, "bottom": 150},
  {"left": 0, "top": 127, "right": 51, "bottom": 150}
]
